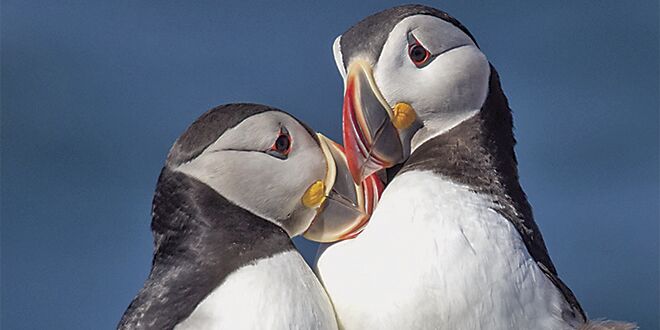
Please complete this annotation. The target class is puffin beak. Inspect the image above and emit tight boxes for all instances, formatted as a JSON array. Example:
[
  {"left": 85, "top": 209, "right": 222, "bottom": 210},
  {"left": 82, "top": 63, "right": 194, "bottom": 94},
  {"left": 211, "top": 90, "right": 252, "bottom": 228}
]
[
  {"left": 342, "top": 60, "right": 418, "bottom": 183},
  {"left": 303, "top": 134, "right": 384, "bottom": 243}
]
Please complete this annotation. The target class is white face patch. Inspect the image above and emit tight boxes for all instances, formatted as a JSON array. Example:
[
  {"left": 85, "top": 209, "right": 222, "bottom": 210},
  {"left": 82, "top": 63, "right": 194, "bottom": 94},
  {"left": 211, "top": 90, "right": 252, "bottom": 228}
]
[
  {"left": 371, "top": 15, "right": 491, "bottom": 150},
  {"left": 175, "top": 111, "right": 327, "bottom": 236}
]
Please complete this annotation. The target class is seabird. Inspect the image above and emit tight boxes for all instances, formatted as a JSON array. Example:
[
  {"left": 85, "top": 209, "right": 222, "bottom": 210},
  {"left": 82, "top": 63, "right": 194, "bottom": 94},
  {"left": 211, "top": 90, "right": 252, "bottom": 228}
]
[
  {"left": 118, "top": 103, "right": 378, "bottom": 330},
  {"left": 314, "top": 5, "right": 636, "bottom": 330}
]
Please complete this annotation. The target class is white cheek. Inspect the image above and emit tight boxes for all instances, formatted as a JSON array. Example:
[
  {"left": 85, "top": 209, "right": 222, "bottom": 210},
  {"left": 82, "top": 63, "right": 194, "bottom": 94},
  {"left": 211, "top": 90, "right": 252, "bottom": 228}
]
[
  {"left": 176, "top": 150, "right": 325, "bottom": 231},
  {"left": 173, "top": 114, "right": 327, "bottom": 235},
  {"left": 176, "top": 153, "right": 288, "bottom": 218},
  {"left": 370, "top": 15, "right": 492, "bottom": 150},
  {"left": 375, "top": 45, "right": 490, "bottom": 150},
  {"left": 409, "top": 46, "right": 490, "bottom": 121}
]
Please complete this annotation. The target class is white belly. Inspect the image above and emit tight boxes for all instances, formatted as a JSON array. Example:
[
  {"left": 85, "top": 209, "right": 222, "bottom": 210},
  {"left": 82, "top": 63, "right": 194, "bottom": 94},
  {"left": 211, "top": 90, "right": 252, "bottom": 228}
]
[
  {"left": 176, "top": 250, "right": 338, "bottom": 330},
  {"left": 315, "top": 171, "right": 572, "bottom": 330}
]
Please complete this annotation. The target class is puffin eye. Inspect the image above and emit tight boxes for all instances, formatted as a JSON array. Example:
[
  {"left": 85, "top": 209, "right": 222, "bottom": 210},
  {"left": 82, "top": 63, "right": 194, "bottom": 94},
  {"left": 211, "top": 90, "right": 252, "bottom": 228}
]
[
  {"left": 268, "top": 128, "right": 292, "bottom": 159},
  {"left": 408, "top": 42, "right": 431, "bottom": 68},
  {"left": 274, "top": 134, "right": 290, "bottom": 153}
]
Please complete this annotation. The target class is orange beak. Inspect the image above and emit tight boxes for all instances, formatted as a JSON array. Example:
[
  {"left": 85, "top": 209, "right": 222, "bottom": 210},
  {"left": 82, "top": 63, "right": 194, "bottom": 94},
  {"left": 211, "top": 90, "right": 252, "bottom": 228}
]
[
  {"left": 302, "top": 135, "right": 384, "bottom": 243},
  {"left": 342, "top": 60, "right": 418, "bottom": 183}
]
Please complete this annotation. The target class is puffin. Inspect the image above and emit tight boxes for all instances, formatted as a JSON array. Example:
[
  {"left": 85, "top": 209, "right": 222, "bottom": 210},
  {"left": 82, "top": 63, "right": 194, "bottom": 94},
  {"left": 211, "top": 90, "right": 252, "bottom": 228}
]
[
  {"left": 117, "top": 103, "right": 380, "bottom": 330},
  {"left": 313, "top": 5, "right": 636, "bottom": 330}
]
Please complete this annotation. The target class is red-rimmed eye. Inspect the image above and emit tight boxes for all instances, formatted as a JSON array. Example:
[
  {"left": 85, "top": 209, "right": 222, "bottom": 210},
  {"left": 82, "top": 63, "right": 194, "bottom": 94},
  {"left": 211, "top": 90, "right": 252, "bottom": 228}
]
[
  {"left": 270, "top": 129, "right": 291, "bottom": 156},
  {"left": 408, "top": 42, "right": 431, "bottom": 68}
]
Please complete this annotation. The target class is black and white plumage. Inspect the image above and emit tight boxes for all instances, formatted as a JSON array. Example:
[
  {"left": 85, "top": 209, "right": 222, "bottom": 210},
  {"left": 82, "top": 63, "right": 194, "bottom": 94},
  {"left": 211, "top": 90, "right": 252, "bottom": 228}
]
[
  {"left": 315, "top": 5, "right": 636, "bottom": 330},
  {"left": 118, "top": 104, "right": 338, "bottom": 330}
]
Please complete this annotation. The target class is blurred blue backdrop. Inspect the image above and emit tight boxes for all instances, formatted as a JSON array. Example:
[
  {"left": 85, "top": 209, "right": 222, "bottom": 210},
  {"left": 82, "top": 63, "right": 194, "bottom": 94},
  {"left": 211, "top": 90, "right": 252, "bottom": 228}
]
[{"left": 2, "top": 1, "right": 658, "bottom": 329}]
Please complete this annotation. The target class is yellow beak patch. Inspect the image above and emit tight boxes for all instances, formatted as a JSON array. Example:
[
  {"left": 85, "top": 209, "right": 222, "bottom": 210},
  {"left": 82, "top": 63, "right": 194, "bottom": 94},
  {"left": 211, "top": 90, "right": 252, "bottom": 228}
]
[
  {"left": 392, "top": 102, "right": 417, "bottom": 129},
  {"left": 302, "top": 180, "right": 326, "bottom": 208}
]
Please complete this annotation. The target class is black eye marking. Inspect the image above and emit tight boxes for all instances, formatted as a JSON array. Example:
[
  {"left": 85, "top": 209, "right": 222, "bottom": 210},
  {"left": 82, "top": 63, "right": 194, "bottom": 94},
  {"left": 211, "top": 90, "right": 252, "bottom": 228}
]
[
  {"left": 212, "top": 126, "right": 293, "bottom": 160},
  {"left": 407, "top": 32, "right": 434, "bottom": 68},
  {"left": 267, "top": 127, "right": 292, "bottom": 159}
]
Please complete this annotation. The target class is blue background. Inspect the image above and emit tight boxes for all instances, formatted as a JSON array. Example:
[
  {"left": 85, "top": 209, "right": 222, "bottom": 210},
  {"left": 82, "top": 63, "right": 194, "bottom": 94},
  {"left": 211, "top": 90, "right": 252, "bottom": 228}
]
[{"left": 2, "top": 1, "right": 658, "bottom": 329}]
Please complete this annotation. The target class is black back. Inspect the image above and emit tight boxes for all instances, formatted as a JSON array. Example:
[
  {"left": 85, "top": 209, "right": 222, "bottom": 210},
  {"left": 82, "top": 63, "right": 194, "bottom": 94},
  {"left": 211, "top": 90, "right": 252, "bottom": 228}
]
[
  {"left": 117, "top": 168, "right": 294, "bottom": 330},
  {"left": 398, "top": 66, "right": 586, "bottom": 322},
  {"left": 339, "top": 4, "right": 478, "bottom": 68}
]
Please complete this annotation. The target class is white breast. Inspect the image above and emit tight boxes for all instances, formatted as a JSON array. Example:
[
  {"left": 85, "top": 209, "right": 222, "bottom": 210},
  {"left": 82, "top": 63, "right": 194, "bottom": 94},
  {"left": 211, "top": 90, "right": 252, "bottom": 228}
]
[
  {"left": 315, "top": 171, "right": 573, "bottom": 330},
  {"left": 176, "top": 250, "right": 338, "bottom": 330}
]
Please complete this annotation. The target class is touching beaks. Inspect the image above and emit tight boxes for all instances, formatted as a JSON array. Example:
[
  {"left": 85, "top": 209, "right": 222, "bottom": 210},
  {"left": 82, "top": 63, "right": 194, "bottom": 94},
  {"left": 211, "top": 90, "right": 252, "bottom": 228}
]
[
  {"left": 341, "top": 60, "right": 420, "bottom": 183},
  {"left": 303, "top": 134, "right": 384, "bottom": 243}
]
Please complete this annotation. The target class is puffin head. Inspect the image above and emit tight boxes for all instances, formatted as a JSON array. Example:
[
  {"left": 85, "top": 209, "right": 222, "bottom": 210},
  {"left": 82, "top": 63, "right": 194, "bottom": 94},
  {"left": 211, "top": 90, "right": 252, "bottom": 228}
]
[
  {"left": 335, "top": 5, "right": 491, "bottom": 182},
  {"left": 168, "top": 103, "right": 381, "bottom": 243}
]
